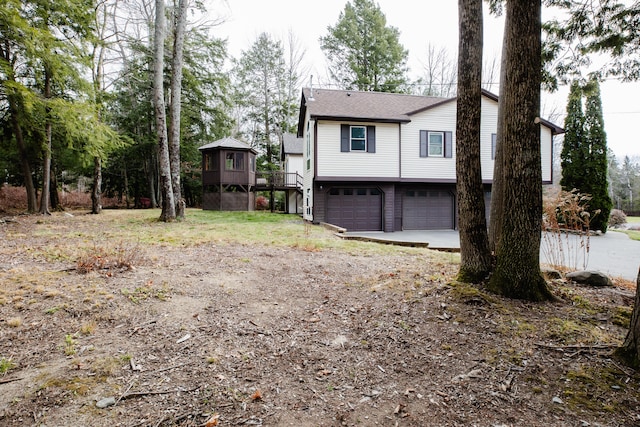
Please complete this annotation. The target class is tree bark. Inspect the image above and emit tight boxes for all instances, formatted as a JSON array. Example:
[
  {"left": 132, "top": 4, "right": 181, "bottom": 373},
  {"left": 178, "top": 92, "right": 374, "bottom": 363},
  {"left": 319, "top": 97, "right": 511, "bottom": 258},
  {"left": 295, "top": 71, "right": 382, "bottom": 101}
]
[
  {"left": 3, "top": 23, "right": 37, "bottom": 213},
  {"left": 8, "top": 94, "right": 37, "bottom": 213},
  {"left": 154, "top": 0, "right": 175, "bottom": 221},
  {"left": 488, "top": 12, "right": 510, "bottom": 254},
  {"left": 39, "top": 67, "right": 52, "bottom": 216},
  {"left": 91, "top": 156, "right": 102, "bottom": 214},
  {"left": 616, "top": 266, "right": 640, "bottom": 367},
  {"left": 168, "top": 0, "right": 188, "bottom": 219},
  {"left": 50, "top": 167, "right": 60, "bottom": 210},
  {"left": 486, "top": 0, "right": 553, "bottom": 301},
  {"left": 91, "top": 2, "right": 107, "bottom": 216},
  {"left": 455, "top": 0, "right": 492, "bottom": 283}
]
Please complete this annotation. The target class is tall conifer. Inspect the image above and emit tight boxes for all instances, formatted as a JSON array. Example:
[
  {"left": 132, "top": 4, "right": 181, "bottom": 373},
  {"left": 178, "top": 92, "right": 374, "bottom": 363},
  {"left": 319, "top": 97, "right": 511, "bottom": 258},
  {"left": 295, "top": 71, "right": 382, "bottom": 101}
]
[
  {"left": 560, "top": 79, "right": 612, "bottom": 232},
  {"left": 583, "top": 78, "right": 612, "bottom": 232},
  {"left": 560, "top": 81, "right": 586, "bottom": 192}
]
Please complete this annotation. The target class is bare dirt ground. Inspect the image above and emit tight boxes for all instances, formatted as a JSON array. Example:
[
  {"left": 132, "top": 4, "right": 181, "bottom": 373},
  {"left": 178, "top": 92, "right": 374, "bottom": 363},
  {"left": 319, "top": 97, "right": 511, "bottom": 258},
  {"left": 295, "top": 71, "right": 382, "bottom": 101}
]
[{"left": 1, "top": 210, "right": 639, "bottom": 427}]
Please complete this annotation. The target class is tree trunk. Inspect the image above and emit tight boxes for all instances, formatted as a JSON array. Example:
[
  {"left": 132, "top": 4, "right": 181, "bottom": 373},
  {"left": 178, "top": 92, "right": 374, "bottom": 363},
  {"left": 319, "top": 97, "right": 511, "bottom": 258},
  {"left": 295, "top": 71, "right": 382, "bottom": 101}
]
[
  {"left": 3, "top": 36, "right": 37, "bottom": 213},
  {"left": 91, "top": 3, "right": 107, "bottom": 216},
  {"left": 91, "top": 156, "right": 102, "bottom": 214},
  {"left": 154, "top": 0, "right": 175, "bottom": 221},
  {"left": 455, "top": 0, "right": 492, "bottom": 283},
  {"left": 50, "top": 167, "right": 60, "bottom": 210},
  {"left": 486, "top": 0, "right": 553, "bottom": 301},
  {"left": 146, "top": 156, "right": 158, "bottom": 208},
  {"left": 8, "top": 95, "right": 37, "bottom": 213},
  {"left": 168, "top": 0, "right": 188, "bottom": 220},
  {"left": 123, "top": 160, "right": 130, "bottom": 208},
  {"left": 488, "top": 13, "right": 510, "bottom": 253},
  {"left": 39, "top": 67, "right": 52, "bottom": 216},
  {"left": 616, "top": 266, "right": 640, "bottom": 367}
]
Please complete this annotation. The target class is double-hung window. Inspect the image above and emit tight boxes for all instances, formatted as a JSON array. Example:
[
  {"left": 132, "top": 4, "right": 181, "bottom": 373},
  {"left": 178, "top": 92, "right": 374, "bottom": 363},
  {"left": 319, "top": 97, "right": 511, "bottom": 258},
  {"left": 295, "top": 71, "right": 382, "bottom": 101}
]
[
  {"left": 420, "top": 130, "right": 453, "bottom": 158},
  {"left": 340, "top": 124, "right": 376, "bottom": 153},
  {"left": 428, "top": 131, "right": 444, "bottom": 157},
  {"left": 350, "top": 126, "right": 367, "bottom": 151}
]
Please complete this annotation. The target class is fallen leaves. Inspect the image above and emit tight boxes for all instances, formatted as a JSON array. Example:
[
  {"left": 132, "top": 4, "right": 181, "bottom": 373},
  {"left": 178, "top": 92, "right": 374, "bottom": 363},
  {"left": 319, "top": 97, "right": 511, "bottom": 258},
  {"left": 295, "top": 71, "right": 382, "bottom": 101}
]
[{"left": 204, "top": 413, "right": 219, "bottom": 426}]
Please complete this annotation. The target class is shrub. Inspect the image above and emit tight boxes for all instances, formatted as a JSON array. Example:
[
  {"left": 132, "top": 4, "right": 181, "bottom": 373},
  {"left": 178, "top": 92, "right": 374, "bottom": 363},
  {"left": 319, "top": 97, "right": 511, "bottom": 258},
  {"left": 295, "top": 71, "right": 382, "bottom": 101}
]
[
  {"left": 0, "top": 184, "right": 27, "bottom": 213},
  {"left": 255, "top": 196, "right": 269, "bottom": 210},
  {"left": 608, "top": 209, "right": 627, "bottom": 228},
  {"left": 541, "top": 189, "right": 591, "bottom": 271}
]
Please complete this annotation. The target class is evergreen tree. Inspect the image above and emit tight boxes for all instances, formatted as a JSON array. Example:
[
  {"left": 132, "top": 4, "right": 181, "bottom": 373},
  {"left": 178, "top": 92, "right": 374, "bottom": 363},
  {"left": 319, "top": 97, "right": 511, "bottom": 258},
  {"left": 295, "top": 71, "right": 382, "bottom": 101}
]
[
  {"left": 560, "top": 79, "right": 612, "bottom": 232},
  {"left": 320, "top": 0, "right": 409, "bottom": 92},
  {"left": 234, "top": 33, "right": 299, "bottom": 171},
  {"left": 105, "top": 25, "right": 232, "bottom": 208},
  {"left": 560, "top": 81, "right": 586, "bottom": 192},
  {"left": 583, "top": 78, "right": 612, "bottom": 232},
  {"left": 620, "top": 156, "right": 640, "bottom": 212}
]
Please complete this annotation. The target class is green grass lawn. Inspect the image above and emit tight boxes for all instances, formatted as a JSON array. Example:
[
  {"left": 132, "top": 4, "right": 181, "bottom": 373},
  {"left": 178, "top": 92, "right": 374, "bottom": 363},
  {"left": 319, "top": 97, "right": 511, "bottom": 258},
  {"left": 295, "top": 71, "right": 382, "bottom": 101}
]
[
  {"left": 52, "top": 208, "right": 457, "bottom": 263},
  {"left": 617, "top": 216, "right": 640, "bottom": 241},
  {"left": 626, "top": 216, "right": 640, "bottom": 224}
]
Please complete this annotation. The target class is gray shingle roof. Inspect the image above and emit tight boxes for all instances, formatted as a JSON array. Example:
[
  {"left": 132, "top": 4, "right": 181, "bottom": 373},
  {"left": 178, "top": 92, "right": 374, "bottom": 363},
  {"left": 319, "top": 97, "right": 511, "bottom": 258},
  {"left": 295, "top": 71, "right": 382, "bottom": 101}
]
[
  {"left": 198, "top": 137, "right": 256, "bottom": 152},
  {"left": 282, "top": 133, "right": 303, "bottom": 155},
  {"left": 301, "top": 87, "right": 450, "bottom": 122},
  {"left": 297, "top": 87, "right": 564, "bottom": 136}
]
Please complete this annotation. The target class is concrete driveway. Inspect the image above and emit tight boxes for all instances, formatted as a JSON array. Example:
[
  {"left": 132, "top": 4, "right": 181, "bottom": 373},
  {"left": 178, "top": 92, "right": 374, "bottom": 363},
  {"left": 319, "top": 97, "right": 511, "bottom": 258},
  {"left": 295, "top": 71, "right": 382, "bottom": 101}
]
[{"left": 342, "top": 229, "right": 640, "bottom": 281}]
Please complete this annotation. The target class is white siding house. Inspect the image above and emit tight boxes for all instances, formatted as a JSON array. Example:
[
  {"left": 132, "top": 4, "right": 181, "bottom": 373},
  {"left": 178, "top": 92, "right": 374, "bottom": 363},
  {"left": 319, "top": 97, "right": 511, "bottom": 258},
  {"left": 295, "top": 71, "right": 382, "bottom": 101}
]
[{"left": 297, "top": 87, "right": 563, "bottom": 232}]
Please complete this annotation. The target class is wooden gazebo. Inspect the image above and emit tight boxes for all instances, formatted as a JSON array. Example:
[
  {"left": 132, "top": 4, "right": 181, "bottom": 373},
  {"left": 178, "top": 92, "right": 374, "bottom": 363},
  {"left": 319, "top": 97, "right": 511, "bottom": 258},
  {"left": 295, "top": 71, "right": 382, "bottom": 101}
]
[{"left": 198, "top": 137, "right": 257, "bottom": 211}]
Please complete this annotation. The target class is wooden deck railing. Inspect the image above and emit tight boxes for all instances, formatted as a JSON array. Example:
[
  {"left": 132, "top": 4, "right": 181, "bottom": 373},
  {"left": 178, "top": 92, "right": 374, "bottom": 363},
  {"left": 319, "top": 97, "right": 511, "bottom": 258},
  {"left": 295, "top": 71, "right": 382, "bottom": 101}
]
[{"left": 255, "top": 171, "right": 303, "bottom": 191}]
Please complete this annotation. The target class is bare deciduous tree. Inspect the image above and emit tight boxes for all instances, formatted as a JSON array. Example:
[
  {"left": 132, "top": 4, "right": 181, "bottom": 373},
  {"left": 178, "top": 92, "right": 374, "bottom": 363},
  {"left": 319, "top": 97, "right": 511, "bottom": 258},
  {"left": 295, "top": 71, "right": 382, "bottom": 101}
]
[{"left": 153, "top": 0, "right": 175, "bottom": 221}]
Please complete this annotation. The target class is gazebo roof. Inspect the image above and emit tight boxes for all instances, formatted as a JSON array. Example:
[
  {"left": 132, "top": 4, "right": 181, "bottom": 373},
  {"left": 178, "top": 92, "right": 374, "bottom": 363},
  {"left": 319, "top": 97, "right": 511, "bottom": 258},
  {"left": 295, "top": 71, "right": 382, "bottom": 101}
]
[{"left": 198, "top": 137, "right": 257, "bottom": 153}]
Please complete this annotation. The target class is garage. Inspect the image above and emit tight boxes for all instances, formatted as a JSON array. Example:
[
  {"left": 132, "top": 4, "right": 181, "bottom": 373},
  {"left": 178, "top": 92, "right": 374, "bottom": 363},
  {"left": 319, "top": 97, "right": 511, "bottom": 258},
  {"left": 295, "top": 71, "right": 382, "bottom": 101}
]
[
  {"left": 326, "top": 187, "right": 382, "bottom": 231},
  {"left": 402, "top": 189, "right": 454, "bottom": 230}
]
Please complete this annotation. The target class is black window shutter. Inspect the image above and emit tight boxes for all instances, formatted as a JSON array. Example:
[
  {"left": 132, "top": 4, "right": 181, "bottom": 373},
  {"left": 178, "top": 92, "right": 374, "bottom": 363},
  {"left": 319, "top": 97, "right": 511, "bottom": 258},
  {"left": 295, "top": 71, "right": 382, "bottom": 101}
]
[
  {"left": 367, "top": 126, "right": 376, "bottom": 153},
  {"left": 420, "top": 130, "right": 428, "bottom": 157},
  {"left": 341, "top": 124, "right": 350, "bottom": 152},
  {"left": 444, "top": 131, "right": 453, "bottom": 158},
  {"left": 491, "top": 133, "right": 497, "bottom": 159}
]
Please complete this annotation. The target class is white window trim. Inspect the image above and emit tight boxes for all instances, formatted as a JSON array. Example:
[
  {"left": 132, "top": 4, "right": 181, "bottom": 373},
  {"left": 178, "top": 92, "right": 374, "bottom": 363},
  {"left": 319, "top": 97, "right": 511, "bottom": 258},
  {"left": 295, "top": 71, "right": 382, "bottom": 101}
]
[
  {"left": 350, "top": 125, "right": 367, "bottom": 151},
  {"left": 428, "top": 131, "right": 445, "bottom": 157}
]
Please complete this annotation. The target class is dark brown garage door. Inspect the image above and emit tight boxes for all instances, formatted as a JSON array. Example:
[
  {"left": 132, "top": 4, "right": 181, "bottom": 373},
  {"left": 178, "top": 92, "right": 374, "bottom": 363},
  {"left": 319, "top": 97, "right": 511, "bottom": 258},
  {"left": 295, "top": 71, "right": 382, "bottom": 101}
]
[
  {"left": 326, "top": 188, "right": 382, "bottom": 231},
  {"left": 403, "top": 190, "right": 454, "bottom": 230}
]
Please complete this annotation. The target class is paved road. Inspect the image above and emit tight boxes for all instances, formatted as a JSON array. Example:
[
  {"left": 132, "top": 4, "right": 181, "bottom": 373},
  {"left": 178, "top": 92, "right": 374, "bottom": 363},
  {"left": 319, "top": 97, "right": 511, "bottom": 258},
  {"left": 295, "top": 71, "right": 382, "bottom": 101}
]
[
  {"left": 554, "top": 230, "right": 640, "bottom": 281},
  {"left": 343, "top": 229, "right": 640, "bottom": 281}
]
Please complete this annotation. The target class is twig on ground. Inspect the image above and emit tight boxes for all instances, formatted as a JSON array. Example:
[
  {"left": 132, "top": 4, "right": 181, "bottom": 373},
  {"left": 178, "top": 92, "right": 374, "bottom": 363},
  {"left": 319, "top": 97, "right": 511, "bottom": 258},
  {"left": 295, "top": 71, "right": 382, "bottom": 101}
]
[
  {"left": 115, "top": 380, "right": 136, "bottom": 406},
  {"left": 119, "top": 386, "right": 199, "bottom": 401},
  {"left": 153, "top": 412, "right": 191, "bottom": 427},
  {"left": 155, "top": 363, "right": 187, "bottom": 373},
  {"left": 609, "top": 359, "right": 635, "bottom": 377},
  {"left": 0, "top": 377, "right": 24, "bottom": 385},
  {"left": 534, "top": 342, "right": 618, "bottom": 352}
]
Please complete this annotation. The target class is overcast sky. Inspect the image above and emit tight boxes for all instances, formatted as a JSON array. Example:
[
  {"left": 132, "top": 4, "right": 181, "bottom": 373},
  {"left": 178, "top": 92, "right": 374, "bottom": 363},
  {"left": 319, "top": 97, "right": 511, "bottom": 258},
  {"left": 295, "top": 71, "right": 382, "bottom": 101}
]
[{"left": 211, "top": 0, "right": 640, "bottom": 159}]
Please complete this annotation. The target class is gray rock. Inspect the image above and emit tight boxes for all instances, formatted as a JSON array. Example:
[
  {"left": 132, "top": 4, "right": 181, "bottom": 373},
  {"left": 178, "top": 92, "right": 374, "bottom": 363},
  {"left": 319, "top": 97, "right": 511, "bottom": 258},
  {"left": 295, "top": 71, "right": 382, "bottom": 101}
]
[
  {"left": 566, "top": 270, "right": 613, "bottom": 287},
  {"left": 96, "top": 396, "right": 116, "bottom": 409}
]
